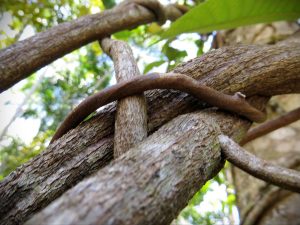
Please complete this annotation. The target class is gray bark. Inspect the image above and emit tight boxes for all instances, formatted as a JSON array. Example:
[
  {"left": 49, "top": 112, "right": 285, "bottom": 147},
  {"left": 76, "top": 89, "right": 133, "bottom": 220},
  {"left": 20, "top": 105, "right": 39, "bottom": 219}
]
[
  {"left": 219, "top": 135, "right": 300, "bottom": 193},
  {"left": 26, "top": 110, "right": 248, "bottom": 225}
]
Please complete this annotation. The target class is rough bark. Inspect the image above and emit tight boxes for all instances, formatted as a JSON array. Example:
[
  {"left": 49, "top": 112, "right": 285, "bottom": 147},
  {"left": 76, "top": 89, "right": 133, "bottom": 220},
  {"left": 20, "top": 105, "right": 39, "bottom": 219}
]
[
  {"left": 26, "top": 110, "right": 250, "bottom": 225},
  {"left": 0, "top": 1, "right": 186, "bottom": 93},
  {"left": 220, "top": 22, "right": 300, "bottom": 225},
  {"left": 100, "top": 38, "right": 147, "bottom": 157},
  {"left": 1, "top": 39, "right": 300, "bottom": 225}
]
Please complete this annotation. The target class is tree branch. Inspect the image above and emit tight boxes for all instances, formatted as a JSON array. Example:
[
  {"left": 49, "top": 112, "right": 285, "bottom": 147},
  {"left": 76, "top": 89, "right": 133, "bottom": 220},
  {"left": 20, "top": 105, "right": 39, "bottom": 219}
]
[
  {"left": 50, "top": 72, "right": 266, "bottom": 143},
  {"left": 219, "top": 135, "right": 300, "bottom": 193},
  {"left": 1, "top": 40, "right": 299, "bottom": 225},
  {"left": 100, "top": 38, "right": 148, "bottom": 157},
  {"left": 240, "top": 106, "right": 300, "bottom": 145},
  {"left": 26, "top": 110, "right": 248, "bottom": 225},
  {"left": 0, "top": 1, "right": 187, "bottom": 92}
]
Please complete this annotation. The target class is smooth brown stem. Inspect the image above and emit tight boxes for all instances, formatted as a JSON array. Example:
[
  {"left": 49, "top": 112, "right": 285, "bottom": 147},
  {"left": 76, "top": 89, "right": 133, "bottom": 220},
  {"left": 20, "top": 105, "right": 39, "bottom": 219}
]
[
  {"left": 241, "top": 106, "right": 300, "bottom": 145},
  {"left": 219, "top": 135, "right": 300, "bottom": 193},
  {"left": 100, "top": 38, "right": 148, "bottom": 157},
  {"left": 50, "top": 73, "right": 265, "bottom": 143}
]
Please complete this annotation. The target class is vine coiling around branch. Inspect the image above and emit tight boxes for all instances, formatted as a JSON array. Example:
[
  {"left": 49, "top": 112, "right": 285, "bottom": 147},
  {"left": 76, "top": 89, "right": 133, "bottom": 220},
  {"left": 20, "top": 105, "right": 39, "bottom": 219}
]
[
  {"left": 50, "top": 72, "right": 266, "bottom": 143},
  {"left": 50, "top": 72, "right": 300, "bottom": 193},
  {"left": 117, "top": 0, "right": 167, "bottom": 25}
]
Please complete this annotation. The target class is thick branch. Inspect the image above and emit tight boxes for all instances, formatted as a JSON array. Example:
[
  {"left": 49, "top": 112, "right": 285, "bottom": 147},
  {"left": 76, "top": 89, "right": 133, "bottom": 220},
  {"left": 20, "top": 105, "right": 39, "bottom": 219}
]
[
  {"left": 100, "top": 38, "right": 147, "bottom": 157},
  {"left": 0, "top": 40, "right": 299, "bottom": 225},
  {"left": 219, "top": 135, "right": 300, "bottom": 193},
  {"left": 0, "top": 1, "right": 187, "bottom": 92},
  {"left": 26, "top": 110, "right": 250, "bottom": 225}
]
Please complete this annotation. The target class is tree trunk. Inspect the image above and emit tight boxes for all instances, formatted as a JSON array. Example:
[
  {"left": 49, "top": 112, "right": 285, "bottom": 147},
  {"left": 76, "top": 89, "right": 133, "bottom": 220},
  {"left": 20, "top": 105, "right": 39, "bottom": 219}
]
[
  {"left": 220, "top": 22, "right": 300, "bottom": 225},
  {"left": 1, "top": 36, "right": 300, "bottom": 225}
]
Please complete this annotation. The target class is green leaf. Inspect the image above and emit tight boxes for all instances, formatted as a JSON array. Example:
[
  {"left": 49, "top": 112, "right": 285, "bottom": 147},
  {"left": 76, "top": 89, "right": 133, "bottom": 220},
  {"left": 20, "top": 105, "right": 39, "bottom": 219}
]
[
  {"left": 22, "top": 109, "right": 37, "bottom": 118},
  {"left": 113, "top": 30, "right": 131, "bottom": 40},
  {"left": 162, "top": 0, "right": 300, "bottom": 38},
  {"left": 162, "top": 43, "right": 187, "bottom": 61},
  {"left": 195, "top": 39, "right": 204, "bottom": 56},
  {"left": 143, "top": 60, "right": 165, "bottom": 74},
  {"left": 102, "top": 0, "right": 116, "bottom": 9}
]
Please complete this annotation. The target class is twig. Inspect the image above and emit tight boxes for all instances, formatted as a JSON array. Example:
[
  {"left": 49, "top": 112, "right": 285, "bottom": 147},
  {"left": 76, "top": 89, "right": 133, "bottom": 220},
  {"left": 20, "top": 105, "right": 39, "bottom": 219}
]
[
  {"left": 219, "top": 135, "right": 300, "bottom": 193},
  {"left": 241, "top": 106, "right": 300, "bottom": 145}
]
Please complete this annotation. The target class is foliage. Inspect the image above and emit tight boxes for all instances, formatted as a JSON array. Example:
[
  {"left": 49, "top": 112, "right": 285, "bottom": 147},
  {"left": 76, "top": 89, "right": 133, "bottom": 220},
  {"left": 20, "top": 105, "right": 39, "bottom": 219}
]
[
  {"left": 0, "top": 0, "right": 91, "bottom": 48},
  {"left": 22, "top": 43, "right": 112, "bottom": 132},
  {"left": 102, "top": 0, "right": 116, "bottom": 9},
  {"left": 0, "top": 133, "right": 49, "bottom": 179},
  {"left": 176, "top": 170, "right": 237, "bottom": 225},
  {"left": 162, "top": 0, "right": 300, "bottom": 38},
  {"left": 0, "top": 0, "right": 116, "bottom": 175}
]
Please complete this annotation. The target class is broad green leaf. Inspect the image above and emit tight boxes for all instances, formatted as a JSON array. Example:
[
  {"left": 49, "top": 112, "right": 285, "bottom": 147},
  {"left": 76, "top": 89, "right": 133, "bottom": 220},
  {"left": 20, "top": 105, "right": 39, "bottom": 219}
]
[{"left": 162, "top": 0, "right": 300, "bottom": 38}]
